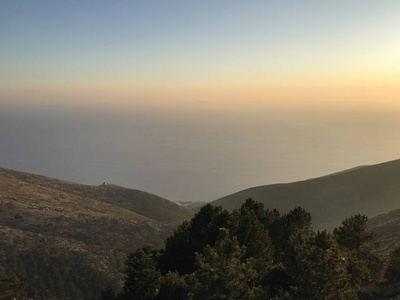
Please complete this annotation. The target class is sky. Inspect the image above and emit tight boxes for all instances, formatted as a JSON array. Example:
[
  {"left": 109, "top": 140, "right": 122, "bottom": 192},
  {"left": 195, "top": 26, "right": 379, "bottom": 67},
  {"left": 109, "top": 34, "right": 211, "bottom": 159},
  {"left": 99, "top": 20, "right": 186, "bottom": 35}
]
[
  {"left": 1, "top": 0, "right": 399, "bottom": 106},
  {"left": 1, "top": 1, "right": 400, "bottom": 202}
]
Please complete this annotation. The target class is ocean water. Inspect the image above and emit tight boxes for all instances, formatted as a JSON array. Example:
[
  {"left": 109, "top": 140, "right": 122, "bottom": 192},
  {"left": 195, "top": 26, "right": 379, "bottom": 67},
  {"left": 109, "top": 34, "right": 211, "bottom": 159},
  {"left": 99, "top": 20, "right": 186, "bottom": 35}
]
[{"left": 1, "top": 100, "right": 400, "bottom": 202}]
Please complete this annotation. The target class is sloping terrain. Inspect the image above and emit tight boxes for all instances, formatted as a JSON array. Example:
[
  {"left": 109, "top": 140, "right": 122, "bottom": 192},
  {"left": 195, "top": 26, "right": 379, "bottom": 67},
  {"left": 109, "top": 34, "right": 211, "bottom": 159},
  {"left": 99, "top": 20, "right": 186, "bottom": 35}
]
[
  {"left": 174, "top": 200, "right": 207, "bottom": 212},
  {"left": 212, "top": 159, "right": 400, "bottom": 230},
  {"left": 0, "top": 168, "right": 193, "bottom": 299},
  {"left": 0, "top": 168, "right": 193, "bottom": 223},
  {"left": 369, "top": 209, "right": 400, "bottom": 257}
]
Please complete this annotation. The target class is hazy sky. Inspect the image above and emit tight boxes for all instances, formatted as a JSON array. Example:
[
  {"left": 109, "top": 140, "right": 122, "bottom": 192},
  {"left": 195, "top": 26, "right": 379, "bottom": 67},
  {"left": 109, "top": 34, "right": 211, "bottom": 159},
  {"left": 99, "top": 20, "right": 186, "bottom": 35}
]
[
  {"left": 1, "top": 1, "right": 400, "bottom": 202},
  {"left": 1, "top": 0, "right": 399, "bottom": 105}
]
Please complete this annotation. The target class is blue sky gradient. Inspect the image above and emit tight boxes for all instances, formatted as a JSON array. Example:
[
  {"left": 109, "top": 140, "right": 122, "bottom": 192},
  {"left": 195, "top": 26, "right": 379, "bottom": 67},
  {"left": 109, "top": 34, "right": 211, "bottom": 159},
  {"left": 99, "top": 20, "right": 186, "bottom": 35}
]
[{"left": 1, "top": 0, "right": 399, "bottom": 97}]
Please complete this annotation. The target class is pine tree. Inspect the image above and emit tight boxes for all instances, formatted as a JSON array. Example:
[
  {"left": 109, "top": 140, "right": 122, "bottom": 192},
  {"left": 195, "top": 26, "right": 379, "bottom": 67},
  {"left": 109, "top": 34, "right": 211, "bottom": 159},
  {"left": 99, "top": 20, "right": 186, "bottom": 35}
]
[
  {"left": 287, "top": 231, "right": 356, "bottom": 299},
  {"left": 271, "top": 206, "right": 312, "bottom": 262},
  {"left": 156, "top": 272, "right": 189, "bottom": 300},
  {"left": 387, "top": 245, "right": 400, "bottom": 282},
  {"left": 122, "top": 246, "right": 161, "bottom": 300},
  {"left": 333, "top": 214, "right": 374, "bottom": 256},
  {"left": 190, "top": 229, "right": 265, "bottom": 300},
  {"left": 333, "top": 214, "right": 384, "bottom": 286},
  {"left": 160, "top": 204, "right": 230, "bottom": 275},
  {"left": 230, "top": 200, "right": 274, "bottom": 273}
]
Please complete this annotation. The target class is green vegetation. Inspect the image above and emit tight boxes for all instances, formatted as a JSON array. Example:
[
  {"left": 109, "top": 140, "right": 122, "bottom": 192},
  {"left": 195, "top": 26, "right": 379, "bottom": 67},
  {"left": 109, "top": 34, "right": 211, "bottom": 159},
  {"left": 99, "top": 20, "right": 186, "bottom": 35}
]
[
  {"left": 1, "top": 246, "right": 115, "bottom": 300},
  {"left": 4, "top": 167, "right": 400, "bottom": 299},
  {"left": 103, "top": 200, "right": 394, "bottom": 299}
]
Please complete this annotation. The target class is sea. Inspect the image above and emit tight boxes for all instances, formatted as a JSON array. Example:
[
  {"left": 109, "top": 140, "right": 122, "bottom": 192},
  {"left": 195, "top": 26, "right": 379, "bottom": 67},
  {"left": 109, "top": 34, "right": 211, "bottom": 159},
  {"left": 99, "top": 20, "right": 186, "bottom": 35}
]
[{"left": 1, "top": 99, "right": 400, "bottom": 202}]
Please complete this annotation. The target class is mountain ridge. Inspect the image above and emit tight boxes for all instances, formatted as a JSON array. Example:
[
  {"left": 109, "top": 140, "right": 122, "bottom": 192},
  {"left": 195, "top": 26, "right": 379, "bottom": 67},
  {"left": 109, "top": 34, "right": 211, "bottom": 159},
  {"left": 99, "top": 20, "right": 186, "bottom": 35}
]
[
  {"left": 0, "top": 167, "right": 194, "bottom": 299},
  {"left": 212, "top": 158, "right": 400, "bottom": 229},
  {"left": 0, "top": 167, "right": 193, "bottom": 223}
]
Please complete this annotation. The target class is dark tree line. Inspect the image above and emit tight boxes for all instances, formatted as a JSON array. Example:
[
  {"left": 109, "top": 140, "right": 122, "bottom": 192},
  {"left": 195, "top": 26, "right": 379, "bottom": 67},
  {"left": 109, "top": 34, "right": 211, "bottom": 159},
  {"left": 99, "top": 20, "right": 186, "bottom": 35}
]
[
  {"left": 5, "top": 199, "right": 400, "bottom": 299},
  {"left": 100, "top": 200, "right": 399, "bottom": 300},
  {"left": 0, "top": 245, "right": 116, "bottom": 300}
]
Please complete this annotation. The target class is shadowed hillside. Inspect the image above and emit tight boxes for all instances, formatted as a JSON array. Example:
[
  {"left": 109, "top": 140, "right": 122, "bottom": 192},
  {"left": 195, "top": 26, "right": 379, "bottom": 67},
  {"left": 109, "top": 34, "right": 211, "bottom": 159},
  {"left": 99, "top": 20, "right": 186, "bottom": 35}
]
[
  {"left": 0, "top": 168, "right": 193, "bottom": 299},
  {"left": 212, "top": 159, "right": 400, "bottom": 229},
  {"left": 369, "top": 209, "right": 400, "bottom": 257}
]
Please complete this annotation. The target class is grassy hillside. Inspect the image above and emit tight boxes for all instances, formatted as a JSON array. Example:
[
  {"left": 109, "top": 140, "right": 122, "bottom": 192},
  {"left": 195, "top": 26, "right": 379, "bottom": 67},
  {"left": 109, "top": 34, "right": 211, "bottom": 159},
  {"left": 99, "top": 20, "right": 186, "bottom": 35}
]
[
  {"left": 0, "top": 168, "right": 193, "bottom": 299},
  {"left": 0, "top": 168, "right": 193, "bottom": 223},
  {"left": 212, "top": 159, "right": 400, "bottom": 230},
  {"left": 369, "top": 209, "right": 400, "bottom": 257}
]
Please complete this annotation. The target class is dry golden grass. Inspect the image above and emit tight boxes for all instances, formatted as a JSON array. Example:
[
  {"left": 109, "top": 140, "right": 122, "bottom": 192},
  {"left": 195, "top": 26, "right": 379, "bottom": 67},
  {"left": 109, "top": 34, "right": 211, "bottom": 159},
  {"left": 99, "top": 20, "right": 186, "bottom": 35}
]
[{"left": 0, "top": 167, "right": 193, "bottom": 287}]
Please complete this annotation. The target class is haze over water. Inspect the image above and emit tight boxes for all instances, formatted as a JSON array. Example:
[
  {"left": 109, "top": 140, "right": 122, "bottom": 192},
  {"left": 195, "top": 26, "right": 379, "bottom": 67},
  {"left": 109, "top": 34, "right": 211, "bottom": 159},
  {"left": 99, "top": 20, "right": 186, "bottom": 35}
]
[
  {"left": 1, "top": 1, "right": 400, "bottom": 201},
  {"left": 2, "top": 99, "right": 400, "bottom": 202}
]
